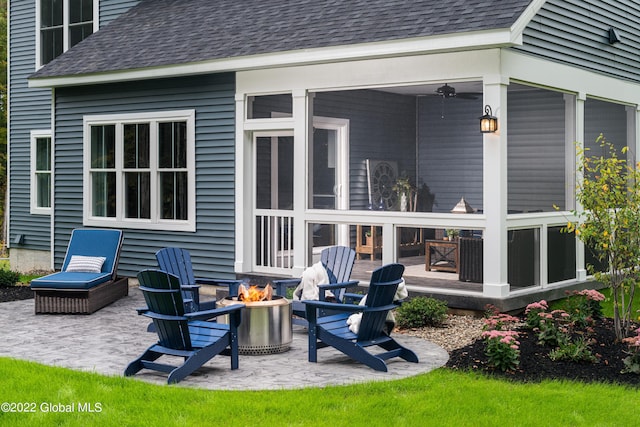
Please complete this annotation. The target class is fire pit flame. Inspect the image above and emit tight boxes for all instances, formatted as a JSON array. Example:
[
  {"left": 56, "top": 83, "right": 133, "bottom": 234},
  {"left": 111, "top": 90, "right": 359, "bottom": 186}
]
[{"left": 238, "top": 283, "right": 273, "bottom": 302}]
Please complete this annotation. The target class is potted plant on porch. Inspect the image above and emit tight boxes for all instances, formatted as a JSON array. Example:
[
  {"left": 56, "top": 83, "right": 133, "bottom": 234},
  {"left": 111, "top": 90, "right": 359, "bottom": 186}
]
[{"left": 393, "top": 176, "right": 416, "bottom": 212}]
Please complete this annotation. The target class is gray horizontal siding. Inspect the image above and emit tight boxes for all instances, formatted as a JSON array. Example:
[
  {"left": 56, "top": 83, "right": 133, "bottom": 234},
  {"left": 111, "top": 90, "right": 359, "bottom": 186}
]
[
  {"left": 53, "top": 74, "right": 237, "bottom": 278},
  {"left": 8, "top": 0, "right": 52, "bottom": 250},
  {"left": 9, "top": 0, "right": 140, "bottom": 252},
  {"left": 100, "top": 0, "right": 140, "bottom": 26},
  {"left": 516, "top": 0, "right": 640, "bottom": 83}
]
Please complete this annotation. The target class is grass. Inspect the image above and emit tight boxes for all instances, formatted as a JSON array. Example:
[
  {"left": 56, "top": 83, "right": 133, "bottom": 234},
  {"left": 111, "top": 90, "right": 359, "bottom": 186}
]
[
  {"left": 599, "top": 287, "right": 640, "bottom": 321},
  {"left": 0, "top": 259, "right": 45, "bottom": 285},
  {"left": 0, "top": 357, "right": 638, "bottom": 427}
]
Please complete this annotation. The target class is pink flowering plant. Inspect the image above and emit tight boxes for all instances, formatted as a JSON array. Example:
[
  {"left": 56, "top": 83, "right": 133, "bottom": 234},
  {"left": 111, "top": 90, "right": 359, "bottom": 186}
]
[
  {"left": 529, "top": 301, "right": 599, "bottom": 363},
  {"left": 524, "top": 300, "right": 548, "bottom": 330},
  {"left": 481, "top": 313, "right": 521, "bottom": 372},
  {"left": 560, "top": 289, "right": 605, "bottom": 327},
  {"left": 622, "top": 327, "right": 640, "bottom": 374},
  {"left": 483, "top": 313, "right": 520, "bottom": 332},
  {"left": 536, "top": 310, "right": 571, "bottom": 347},
  {"left": 481, "top": 329, "right": 520, "bottom": 372}
]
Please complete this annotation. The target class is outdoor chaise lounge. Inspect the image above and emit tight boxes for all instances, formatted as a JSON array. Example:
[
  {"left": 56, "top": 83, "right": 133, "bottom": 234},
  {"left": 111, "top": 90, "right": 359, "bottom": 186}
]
[{"left": 30, "top": 228, "right": 127, "bottom": 314}]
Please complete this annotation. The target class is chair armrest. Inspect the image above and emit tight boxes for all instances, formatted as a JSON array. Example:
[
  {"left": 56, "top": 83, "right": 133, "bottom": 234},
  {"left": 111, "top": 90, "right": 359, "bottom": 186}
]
[
  {"left": 136, "top": 307, "right": 149, "bottom": 315},
  {"left": 318, "top": 280, "right": 359, "bottom": 291},
  {"left": 318, "top": 280, "right": 359, "bottom": 301},
  {"left": 272, "top": 278, "right": 302, "bottom": 297},
  {"left": 302, "top": 300, "right": 364, "bottom": 313},
  {"left": 185, "top": 303, "right": 246, "bottom": 321},
  {"left": 143, "top": 312, "right": 188, "bottom": 322}
]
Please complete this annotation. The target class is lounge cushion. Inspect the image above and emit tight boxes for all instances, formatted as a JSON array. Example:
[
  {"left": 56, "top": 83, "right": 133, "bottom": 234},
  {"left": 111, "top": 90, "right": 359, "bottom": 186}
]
[
  {"left": 30, "top": 271, "right": 113, "bottom": 290},
  {"left": 65, "top": 255, "right": 106, "bottom": 273}
]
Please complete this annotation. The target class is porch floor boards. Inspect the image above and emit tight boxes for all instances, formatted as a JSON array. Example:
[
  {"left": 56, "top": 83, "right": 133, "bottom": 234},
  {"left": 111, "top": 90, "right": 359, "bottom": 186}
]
[{"left": 350, "top": 255, "right": 483, "bottom": 294}]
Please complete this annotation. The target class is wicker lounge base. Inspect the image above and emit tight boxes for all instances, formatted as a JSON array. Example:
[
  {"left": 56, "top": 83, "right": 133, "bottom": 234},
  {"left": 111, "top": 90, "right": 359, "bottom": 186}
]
[{"left": 34, "top": 277, "right": 129, "bottom": 314}]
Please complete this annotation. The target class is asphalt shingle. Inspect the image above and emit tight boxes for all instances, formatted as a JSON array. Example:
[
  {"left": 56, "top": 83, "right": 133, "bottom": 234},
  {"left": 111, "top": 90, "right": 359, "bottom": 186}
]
[{"left": 31, "top": 0, "right": 533, "bottom": 79}]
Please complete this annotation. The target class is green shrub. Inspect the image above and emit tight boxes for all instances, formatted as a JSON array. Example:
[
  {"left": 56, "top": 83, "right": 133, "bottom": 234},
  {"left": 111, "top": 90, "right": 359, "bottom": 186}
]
[
  {"left": 549, "top": 336, "right": 598, "bottom": 363},
  {"left": 0, "top": 269, "right": 21, "bottom": 287},
  {"left": 396, "top": 296, "right": 447, "bottom": 328}
]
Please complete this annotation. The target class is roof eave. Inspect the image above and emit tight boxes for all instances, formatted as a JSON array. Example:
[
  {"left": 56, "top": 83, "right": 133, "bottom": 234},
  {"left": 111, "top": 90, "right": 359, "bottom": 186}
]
[{"left": 29, "top": 28, "right": 521, "bottom": 88}]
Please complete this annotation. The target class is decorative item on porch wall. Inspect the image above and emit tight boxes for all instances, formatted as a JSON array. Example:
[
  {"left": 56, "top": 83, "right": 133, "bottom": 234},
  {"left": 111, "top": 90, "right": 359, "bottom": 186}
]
[{"left": 366, "top": 159, "right": 398, "bottom": 211}]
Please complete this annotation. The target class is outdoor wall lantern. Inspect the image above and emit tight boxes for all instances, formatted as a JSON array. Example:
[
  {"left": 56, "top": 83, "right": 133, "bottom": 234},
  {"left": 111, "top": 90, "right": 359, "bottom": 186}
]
[{"left": 479, "top": 105, "right": 498, "bottom": 133}]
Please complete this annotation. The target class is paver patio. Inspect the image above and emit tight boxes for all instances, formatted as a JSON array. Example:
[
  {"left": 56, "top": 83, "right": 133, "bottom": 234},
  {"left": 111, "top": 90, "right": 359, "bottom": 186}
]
[{"left": 0, "top": 283, "right": 448, "bottom": 390}]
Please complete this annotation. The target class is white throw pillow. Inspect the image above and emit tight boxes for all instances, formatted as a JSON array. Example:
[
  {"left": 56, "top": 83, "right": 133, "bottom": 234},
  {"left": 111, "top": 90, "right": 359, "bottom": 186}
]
[{"left": 65, "top": 255, "right": 107, "bottom": 273}]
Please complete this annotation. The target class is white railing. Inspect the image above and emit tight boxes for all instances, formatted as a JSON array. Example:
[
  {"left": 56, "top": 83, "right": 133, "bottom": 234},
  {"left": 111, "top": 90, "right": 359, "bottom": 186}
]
[{"left": 255, "top": 210, "right": 294, "bottom": 271}]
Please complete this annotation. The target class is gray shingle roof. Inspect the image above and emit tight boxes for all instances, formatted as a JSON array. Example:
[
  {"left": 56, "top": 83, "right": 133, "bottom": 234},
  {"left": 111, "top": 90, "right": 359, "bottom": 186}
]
[{"left": 31, "top": 0, "right": 533, "bottom": 79}]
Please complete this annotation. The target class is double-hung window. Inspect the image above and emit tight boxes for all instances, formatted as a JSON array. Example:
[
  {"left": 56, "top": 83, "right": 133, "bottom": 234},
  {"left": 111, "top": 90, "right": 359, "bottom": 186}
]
[
  {"left": 37, "top": 0, "right": 98, "bottom": 66},
  {"left": 83, "top": 110, "right": 196, "bottom": 231},
  {"left": 30, "top": 130, "right": 52, "bottom": 215}
]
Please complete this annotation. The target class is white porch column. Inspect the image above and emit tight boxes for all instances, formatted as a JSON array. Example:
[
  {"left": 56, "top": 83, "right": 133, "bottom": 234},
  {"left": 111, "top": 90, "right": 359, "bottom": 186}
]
[
  {"left": 574, "top": 93, "right": 587, "bottom": 281},
  {"left": 482, "top": 77, "right": 509, "bottom": 297},
  {"left": 291, "top": 89, "right": 310, "bottom": 277},
  {"left": 234, "top": 93, "right": 251, "bottom": 273}
]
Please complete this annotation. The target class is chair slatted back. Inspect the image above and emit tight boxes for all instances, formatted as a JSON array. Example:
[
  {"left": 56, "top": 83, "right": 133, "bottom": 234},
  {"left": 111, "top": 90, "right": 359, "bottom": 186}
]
[
  {"left": 321, "top": 246, "right": 356, "bottom": 284},
  {"left": 321, "top": 246, "right": 356, "bottom": 302},
  {"left": 358, "top": 263, "right": 404, "bottom": 342},
  {"left": 137, "top": 270, "right": 192, "bottom": 350},
  {"left": 156, "top": 247, "right": 197, "bottom": 287}
]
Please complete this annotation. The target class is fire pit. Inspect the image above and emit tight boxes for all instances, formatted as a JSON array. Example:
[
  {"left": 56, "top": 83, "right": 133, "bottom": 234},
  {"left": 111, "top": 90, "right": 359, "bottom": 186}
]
[{"left": 218, "top": 284, "right": 292, "bottom": 355}]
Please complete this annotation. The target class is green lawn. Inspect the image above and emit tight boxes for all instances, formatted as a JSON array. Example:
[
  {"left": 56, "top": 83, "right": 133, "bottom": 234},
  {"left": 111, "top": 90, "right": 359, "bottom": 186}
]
[
  {"left": 0, "top": 357, "right": 638, "bottom": 427},
  {"left": 599, "top": 287, "right": 640, "bottom": 320}
]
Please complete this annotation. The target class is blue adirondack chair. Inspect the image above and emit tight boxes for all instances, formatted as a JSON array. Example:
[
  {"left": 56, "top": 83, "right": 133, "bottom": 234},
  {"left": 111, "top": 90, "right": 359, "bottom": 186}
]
[
  {"left": 273, "top": 246, "right": 359, "bottom": 327},
  {"left": 303, "top": 263, "right": 419, "bottom": 372},
  {"left": 125, "top": 270, "right": 245, "bottom": 384},
  {"left": 156, "top": 247, "right": 244, "bottom": 312}
]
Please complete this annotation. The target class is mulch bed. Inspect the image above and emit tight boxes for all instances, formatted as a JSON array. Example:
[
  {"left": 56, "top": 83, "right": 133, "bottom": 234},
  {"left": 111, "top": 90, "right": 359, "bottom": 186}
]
[
  {"left": 0, "top": 285, "right": 34, "bottom": 302},
  {"left": 446, "top": 317, "right": 640, "bottom": 387}
]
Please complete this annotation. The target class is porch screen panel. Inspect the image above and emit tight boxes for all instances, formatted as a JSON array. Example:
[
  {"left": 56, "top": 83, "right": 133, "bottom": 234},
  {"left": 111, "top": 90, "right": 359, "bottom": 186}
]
[
  {"left": 311, "top": 128, "right": 336, "bottom": 209},
  {"left": 507, "top": 86, "right": 566, "bottom": 213},
  {"left": 255, "top": 136, "right": 293, "bottom": 210},
  {"left": 548, "top": 226, "right": 576, "bottom": 283},
  {"left": 123, "top": 123, "right": 150, "bottom": 219},
  {"left": 584, "top": 99, "right": 628, "bottom": 158},
  {"left": 158, "top": 122, "right": 188, "bottom": 220},
  {"left": 90, "top": 125, "right": 116, "bottom": 217}
]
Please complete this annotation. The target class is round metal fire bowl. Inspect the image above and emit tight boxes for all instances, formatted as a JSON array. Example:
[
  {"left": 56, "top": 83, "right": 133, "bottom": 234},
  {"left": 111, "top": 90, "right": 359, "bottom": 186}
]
[{"left": 218, "top": 295, "right": 292, "bottom": 355}]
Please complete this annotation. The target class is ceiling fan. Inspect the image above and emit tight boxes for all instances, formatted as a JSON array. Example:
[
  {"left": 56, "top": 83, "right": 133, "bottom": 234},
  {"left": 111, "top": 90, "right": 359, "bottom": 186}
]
[
  {"left": 435, "top": 83, "right": 480, "bottom": 100},
  {"left": 428, "top": 83, "right": 481, "bottom": 119}
]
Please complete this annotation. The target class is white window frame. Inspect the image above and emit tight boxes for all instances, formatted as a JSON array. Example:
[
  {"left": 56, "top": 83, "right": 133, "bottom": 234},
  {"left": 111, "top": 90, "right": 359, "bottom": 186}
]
[
  {"left": 30, "top": 130, "right": 53, "bottom": 215},
  {"left": 35, "top": 0, "right": 99, "bottom": 68},
  {"left": 83, "top": 110, "right": 197, "bottom": 232}
]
